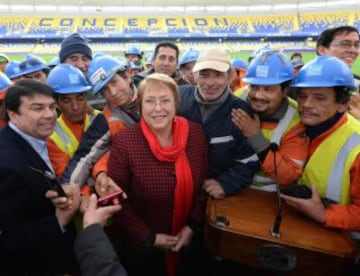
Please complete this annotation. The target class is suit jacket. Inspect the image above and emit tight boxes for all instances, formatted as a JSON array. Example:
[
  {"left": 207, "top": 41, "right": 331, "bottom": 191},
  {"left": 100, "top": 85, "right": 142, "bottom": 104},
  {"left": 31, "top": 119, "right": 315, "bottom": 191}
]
[
  {"left": 75, "top": 224, "right": 127, "bottom": 276},
  {"left": 0, "top": 126, "right": 77, "bottom": 276}
]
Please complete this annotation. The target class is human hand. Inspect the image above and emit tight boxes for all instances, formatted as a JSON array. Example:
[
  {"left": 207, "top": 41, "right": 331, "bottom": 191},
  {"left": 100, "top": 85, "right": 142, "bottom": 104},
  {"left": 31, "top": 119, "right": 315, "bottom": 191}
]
[
  {"left": 280, "top": 186, "right": 326, "bottom": 224},
  {"left": 46, "top": 182, "right": 81, "bottom": 227},
  {"left": 349, "top": 93, "right": 360, "bottom": 120},
  {"left": 171, "top": 225, "right": 193, "bottom": 252},
  {"left": 154, "top": 233, "right": 179, "bottom": 251},
  {"left": 231, "top": 108, "right": 260, "bottom": 138},
  {"left": 83, "top": 194, "right": 122, "bottom": 228},
  {"left": 203, "top": 178, "right": 225, "bottom": 199},
  {"left": 95, "top": 172, "right": 124, "bottom": 197}
]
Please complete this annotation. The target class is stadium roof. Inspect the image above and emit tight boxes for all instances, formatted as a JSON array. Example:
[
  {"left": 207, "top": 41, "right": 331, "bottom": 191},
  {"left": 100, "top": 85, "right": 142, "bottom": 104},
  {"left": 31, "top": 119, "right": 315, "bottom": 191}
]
[{"left": 0, "top": 0, "right": 358, "bottom": 15}]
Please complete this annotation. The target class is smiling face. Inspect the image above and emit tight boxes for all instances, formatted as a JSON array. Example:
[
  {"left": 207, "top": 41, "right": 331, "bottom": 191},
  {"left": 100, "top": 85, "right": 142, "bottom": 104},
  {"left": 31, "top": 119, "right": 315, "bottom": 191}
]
[
  {"left": 296, "top": 87, "right": 348, "bottom": 126},
  {"left": 8, "top": 94, "right": 57, "bottom": 140},
  {"left": 152, "top": 46, "right": 178, "bottom": 77},
  {"left": 248, "top": 84, "right": 287, "bottom": 116},
  {"left": 317, "top": 31, "right": 360, "bottom": 68},
  {"left": 141, "top": 80, "right": 176, "bottom": 136},
  {"left": 64, "top": 53, "right": 91, "bottom": 75},
  {"left": 195, "top": 69, "right": 231, "bottom": 101}
]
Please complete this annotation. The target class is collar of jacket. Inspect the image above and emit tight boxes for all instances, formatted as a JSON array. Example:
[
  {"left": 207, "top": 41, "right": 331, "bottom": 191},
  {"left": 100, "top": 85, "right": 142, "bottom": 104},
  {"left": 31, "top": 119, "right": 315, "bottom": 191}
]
[{"left": 305, "top": 112, "right": 344, "bottom": 140}]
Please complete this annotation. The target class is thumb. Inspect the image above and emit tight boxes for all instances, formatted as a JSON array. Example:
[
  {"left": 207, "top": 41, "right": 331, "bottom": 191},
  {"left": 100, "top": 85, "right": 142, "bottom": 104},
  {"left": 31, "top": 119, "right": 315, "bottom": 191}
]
[
  {"left": 311, "top": 185, "right": 320, "bottom": 198},
  {"left": 100, "top": 179, "right": 108, "bottom": 193},
  {"left": 88, "top": 193, "right": 98, "bottom": 210}
]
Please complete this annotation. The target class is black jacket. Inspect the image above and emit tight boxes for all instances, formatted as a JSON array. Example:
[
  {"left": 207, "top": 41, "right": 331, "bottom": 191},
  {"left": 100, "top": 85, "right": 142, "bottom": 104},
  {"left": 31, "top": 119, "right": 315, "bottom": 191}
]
[{"left": 0, "top": 126, "right": 77, "bottom": 275}]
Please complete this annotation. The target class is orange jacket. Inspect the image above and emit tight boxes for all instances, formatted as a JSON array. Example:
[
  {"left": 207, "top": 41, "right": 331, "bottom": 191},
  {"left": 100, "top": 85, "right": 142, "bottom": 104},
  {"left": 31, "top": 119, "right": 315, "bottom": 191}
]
[
  {"left": 47, "top": 114, "right": 87, "bottom": 178},
  {"left": 92, "top": 151, "right": 110, "bottom": 179},
  {"left": 261, "top": 121, "right": 309, "bottom": 185}
]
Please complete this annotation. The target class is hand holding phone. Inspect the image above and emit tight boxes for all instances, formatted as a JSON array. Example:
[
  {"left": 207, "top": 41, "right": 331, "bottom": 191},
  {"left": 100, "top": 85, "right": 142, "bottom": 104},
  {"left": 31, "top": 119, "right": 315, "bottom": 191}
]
[
  {"left": 280, "top": 184, "right": 312, "bottom": 199},
  {"left": 44, "top": 171, "right": 66, "bottom": 197},
  {"left": 97, "top": 189, "right": 124, "bottom": 207}
]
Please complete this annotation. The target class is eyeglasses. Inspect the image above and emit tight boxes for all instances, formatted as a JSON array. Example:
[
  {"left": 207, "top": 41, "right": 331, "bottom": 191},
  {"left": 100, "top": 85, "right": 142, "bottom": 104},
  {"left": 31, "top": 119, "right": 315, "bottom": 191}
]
[
  {"left": 330, "top": 40, "right": 360, "bottom": 50},
  {"left": 143, "top": 97, "right": 173, "bottom": 108}
]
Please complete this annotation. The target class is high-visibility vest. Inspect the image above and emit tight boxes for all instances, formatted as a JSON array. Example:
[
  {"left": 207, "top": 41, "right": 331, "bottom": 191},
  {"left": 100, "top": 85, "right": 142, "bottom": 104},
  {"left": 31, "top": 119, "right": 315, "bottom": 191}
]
[
  {"left": 251, "top": 101, "right": 302, "bottom": 191},
  {"left": 50, "top": 110, "right": 101, "bottom": 158},
  {"left": 299, "top": 115, "right": 360, "bottom": 240},
  {"left": 299, "top": 115, "right": 360, "bottom": 205}
]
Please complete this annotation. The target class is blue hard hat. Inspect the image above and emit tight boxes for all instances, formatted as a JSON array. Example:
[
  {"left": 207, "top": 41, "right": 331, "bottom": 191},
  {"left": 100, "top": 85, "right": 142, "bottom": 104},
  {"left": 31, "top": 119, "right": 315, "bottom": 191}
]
[
  {"left": 18, "top": 54, "right": 49, "bottom": 76},
  {"left": 47, "top": 64, "right": 91, "bottom": 94},
  {"left": 0, "top": 72, "right": 12, "bottom": 92},
  {"left": 93, "top": 51, "right": 106, "bottom": 60},
  {"left": 292, "top": 55, "right": 356, "bottom": 90},
  {"left": 179, "top": 49, "right": 200, "bottom": 67},
  {"left": 4, "top": 61, "right": 22, "bottom": 79},
  {"left": 231, "top": 58, "right": 248, "bottom": 70},
  {"left": 48, "top": 56, "right": 60, "bottom": 67},
  {"left": 124, "top": 46, "right": 142, "bottom": 56},
  {"left": 87, "top": 55, "right": 127, "bottom": 95},
  {"left": 244, "top": 50, "right": 294, "bottom": 85},
  {"left": 250, "top": 44, "right": 272, "bottom": 59}
]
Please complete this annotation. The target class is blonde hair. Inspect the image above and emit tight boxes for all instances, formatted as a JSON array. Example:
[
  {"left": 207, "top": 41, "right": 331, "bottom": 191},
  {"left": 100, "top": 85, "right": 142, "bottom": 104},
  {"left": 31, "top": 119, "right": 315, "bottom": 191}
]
[{"left": 138, "top": 73, "right": 180, "bottom": 109}]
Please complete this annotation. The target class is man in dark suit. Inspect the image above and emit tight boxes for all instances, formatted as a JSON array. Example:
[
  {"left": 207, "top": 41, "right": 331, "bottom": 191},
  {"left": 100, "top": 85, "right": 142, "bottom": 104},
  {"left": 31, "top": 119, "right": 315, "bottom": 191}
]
[{"left": 0, "top": 80, "right": 79, "bottom": 275}]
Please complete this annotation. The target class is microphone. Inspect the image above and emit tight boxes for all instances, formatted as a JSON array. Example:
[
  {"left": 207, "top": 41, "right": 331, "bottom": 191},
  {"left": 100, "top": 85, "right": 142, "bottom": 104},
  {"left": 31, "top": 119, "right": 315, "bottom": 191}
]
[{"left": 269, "top": 142, "right": 282, "bottom": 238}]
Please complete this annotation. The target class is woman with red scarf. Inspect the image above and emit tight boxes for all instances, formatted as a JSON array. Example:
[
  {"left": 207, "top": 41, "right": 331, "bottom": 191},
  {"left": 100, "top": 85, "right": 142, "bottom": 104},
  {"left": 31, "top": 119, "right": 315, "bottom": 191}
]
[{"left": 108, "top": 73, "right": 208, "bottom": 276}]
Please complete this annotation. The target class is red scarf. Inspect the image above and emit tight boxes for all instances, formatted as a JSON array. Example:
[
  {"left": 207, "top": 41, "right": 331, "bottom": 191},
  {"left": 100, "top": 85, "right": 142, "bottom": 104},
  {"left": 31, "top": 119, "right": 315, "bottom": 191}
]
[{"left": 140, "top": 116, "right": 194, "bottom": 276}]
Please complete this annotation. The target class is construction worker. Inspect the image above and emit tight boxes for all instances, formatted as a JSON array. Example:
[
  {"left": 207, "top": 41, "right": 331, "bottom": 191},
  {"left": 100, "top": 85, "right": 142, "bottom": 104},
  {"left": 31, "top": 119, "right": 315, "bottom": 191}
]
[
  {"left": 59, "top": 33, "right": 93, "bottom": 76},
  {"left": 46, "top": 64, "right": 99, "bottom": 178},
  {"left": 4, "top": 60, "right": 22, "bottom": 81},
  {"left": 18, "top": 54, "right": 49, "bottom": 83},
  {"left": 230, "top": 57, "right": 248, "bottom": 96},
  {"left": 178, "top": 48, "right": 200, "bottom": 85},
  {"left": 0, "top": 72, "right": 12, "bottom": 128},
  {"left": 232, "top": 50, "right": 308, "bottom": 191},
  {"left": 281, "top": 56, "right": 360, "bottom": 236},
  {"left": 59, "top": 55, "right": 139, "bottom": 195},
  {"left": 124, "top": 46, "right": 143, "bottom": 65},
  {"left": 178, "top": 48, "right": 259, "bottom": 198}
]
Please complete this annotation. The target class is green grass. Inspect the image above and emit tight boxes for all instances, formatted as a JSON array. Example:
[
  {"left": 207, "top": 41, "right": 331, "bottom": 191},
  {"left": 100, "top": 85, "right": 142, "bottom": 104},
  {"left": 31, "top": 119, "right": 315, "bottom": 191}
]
[{"left": 9, "top": 51, "right": 360, "bottom": 75}]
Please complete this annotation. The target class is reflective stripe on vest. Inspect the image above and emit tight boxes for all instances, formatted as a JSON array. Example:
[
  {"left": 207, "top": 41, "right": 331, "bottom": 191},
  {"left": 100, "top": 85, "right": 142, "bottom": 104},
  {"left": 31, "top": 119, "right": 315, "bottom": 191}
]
[
  {"left": 51, "top": 111, "right": 100, "bottom": 158},
  {"left": 209, "top": 135, "right": 234, "bottom": 144},
  {"left": 103, "top": 105, "right": 127, "bottom": 138},
  {"left": 299, "top": 115, "right": 360, "bottom": 204},
  {"left": 251, "top": 103, "right": 301, "bottom": 189}
]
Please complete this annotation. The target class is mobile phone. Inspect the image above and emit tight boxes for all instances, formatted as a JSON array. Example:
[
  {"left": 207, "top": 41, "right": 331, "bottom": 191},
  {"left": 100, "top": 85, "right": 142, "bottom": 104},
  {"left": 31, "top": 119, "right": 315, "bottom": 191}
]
[
  {"left": 44, "top": 171, "right": 67, "bottom": 197},
  {"left": 97, "top": 190, "right": 124, "bottom": 207},
  {"left": 30, "top": 166, "right": 67, "bottom": 197},
  {"left": 280, "top": 184, "right": 312, "bottom": 199}
]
